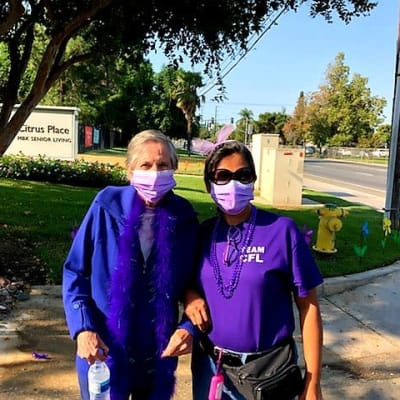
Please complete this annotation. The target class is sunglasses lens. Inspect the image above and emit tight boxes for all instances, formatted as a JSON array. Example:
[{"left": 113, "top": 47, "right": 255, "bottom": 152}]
[
  {"left": 213, "top": 169, "right": 232, "bottom": 185},
  {"left": 212, "top": 168, "right": 254, "bottom": 185},
  {"left": 236, "top": 168, "right": 254, "bottom": 184}
]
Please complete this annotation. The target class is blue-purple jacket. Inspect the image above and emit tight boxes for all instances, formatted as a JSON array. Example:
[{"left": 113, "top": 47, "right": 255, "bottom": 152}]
[{"left": 62, "top": 185, "right": 198, "bottom": 397}]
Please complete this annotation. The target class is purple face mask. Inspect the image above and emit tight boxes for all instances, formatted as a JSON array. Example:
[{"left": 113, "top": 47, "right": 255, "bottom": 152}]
[
  {"left": 210, "top": 180, "right": 254, "bottom": 215},
  {"left": 131, "top": 169, "right": 176, "bottom": 204}
]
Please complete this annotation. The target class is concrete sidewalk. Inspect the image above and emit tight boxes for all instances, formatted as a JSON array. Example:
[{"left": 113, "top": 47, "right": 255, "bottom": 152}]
[
  {"left": 1, "top": 263, "right": 400, "bottom": 399},
  {"left": 317, "top": 263, "right": 400, "bottom": 399}
]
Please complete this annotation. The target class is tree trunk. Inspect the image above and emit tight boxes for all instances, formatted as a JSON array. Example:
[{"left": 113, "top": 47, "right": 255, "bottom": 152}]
[
  {"left": 0, "top": 92, "right": 44, "bottom": 154},
  {"left": 0, "top": 0, "right": 113, "bottom": 156},
  {"left": 186, "top": 115, "right": 192, "bottom": 156},
  {"left": 0, "top": 38, "right": 61, "bottom": 155}
]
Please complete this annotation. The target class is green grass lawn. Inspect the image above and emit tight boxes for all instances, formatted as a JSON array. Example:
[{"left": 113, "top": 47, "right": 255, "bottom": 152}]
[{"left": 1, "top": 176, "right": 398, "bottom": 284}]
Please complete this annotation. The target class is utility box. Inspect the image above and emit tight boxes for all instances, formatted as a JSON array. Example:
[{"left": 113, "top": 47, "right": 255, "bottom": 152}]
[
  {"left": 252, "top": 133, "right": 305, "bottom": 206},
  {"left": 252, "top": 133, "right": 279, "bottom": 191}
]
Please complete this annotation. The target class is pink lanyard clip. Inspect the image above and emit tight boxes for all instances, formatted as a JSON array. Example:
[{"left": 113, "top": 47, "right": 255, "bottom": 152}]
[{"left": 209, "top": 348, "right": 224, "bottom": 400}]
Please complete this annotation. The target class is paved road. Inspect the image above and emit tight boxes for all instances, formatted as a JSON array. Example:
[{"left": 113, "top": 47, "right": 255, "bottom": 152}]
[
  {"left": 303, "top": 159, "right": 387, "bottom": 211},
  {"left": 304, "top": 159, "right": 387, "bottom": 192}
]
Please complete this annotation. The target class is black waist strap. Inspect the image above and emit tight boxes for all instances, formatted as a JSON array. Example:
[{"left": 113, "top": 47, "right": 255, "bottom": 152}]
[{"left": 199, "top": 335, "right": 294, "bottom": 367}]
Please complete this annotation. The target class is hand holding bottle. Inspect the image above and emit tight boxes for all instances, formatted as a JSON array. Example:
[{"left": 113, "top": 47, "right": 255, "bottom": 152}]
[{"left": 77, "top": 330, "right": 109, "bottom": 364}]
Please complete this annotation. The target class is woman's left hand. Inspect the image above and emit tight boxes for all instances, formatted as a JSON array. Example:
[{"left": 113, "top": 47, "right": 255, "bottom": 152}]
[
  {"left": 161, "top": 328, "right": 193, "bottom": 358},
  {"left": 299, "top": 380, "right": 323, "bottom": 400}
]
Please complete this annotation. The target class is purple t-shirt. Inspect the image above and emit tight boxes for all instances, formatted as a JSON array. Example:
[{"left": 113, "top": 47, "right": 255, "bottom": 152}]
[{"left": 196, "top": 207, "right": 323, "bottom": 353}]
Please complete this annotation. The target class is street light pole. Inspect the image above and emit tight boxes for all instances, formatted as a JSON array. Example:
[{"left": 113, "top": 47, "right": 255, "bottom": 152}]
[
  {"left": 214, "top": 105, "right": 218, "bottom": 136},
  {"left": 244, "top": 117, "right": 249, "bottom": 145},
  {"left": 385, "top": 6, "right": 400, "bottom": 228},
  {"left": 384, "top": 7, "right": 400, "bottom": 229}
]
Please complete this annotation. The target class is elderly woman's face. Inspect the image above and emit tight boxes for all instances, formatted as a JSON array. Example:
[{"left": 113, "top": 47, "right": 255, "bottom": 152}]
[{"left": 128, "top": 140, "right": 172, "bottom": 176}]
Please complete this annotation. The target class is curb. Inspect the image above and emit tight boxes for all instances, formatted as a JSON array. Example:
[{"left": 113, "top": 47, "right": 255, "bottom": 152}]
[
  {"left": 25, "top": 261, "right": 400, "bottom": 301},
  {"left": 319, "top": 261, "right": 400, "bottom": 296}
]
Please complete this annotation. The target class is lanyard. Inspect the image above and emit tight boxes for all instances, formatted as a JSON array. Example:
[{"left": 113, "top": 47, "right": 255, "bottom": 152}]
[
  {"left": 216, "top": 347, "right": 223, "bottom": 373},
  {"left": 209, "top": 348, "right": 224, "bottom": 400}
]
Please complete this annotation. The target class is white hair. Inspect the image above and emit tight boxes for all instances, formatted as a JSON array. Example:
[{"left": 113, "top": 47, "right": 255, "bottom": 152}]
[{"left": 126, "top": 129, "right": 178, "bottom": 170}]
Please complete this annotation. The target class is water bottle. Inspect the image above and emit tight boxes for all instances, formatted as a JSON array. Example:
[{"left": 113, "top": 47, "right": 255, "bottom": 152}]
[{"left": 88, "top": 360, "right": 110, "bottom": 400}]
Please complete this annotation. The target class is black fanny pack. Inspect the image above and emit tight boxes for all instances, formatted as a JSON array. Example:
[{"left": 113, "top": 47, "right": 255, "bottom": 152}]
[{"left": 201, "top": 336, "right": 304, "bottom": 400}]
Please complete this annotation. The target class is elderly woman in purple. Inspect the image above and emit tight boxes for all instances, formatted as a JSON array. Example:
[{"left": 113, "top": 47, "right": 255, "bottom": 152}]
[
  {"left": 62, "top": 130, "right": 198, "bottom": 400},
  {"left": 185, "top": 140, "right": 323, "bottom": 400}
]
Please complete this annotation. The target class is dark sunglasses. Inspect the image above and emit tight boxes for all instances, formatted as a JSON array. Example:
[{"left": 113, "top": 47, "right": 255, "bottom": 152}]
[{"left": 211, "top": 167, "right": 255, "bottom": 185}]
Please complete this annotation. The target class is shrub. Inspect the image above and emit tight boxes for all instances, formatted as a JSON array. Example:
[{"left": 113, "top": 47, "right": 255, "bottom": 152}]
[{"left": 0, "top": 154, "right": 128, "bottom": 187}]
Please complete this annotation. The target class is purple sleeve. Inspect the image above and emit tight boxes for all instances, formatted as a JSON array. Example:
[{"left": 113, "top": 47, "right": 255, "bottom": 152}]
[
  {"left": 290, "top": 223, "right": 323, "bottom": 298},
  {"left": 177, "top": 315, "right": 199, "bottom": 339},
  {"left": 62, "top": 196, "right": 100, "bottom": 339}
]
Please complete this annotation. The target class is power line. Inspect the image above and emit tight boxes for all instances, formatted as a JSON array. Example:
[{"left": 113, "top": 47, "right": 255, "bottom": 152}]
[
  {"left": 203, "top": 101, "right": 295, "bottom": 108},
  {"left": 199, "top": 7, "right": 289, "bottom": 97}
]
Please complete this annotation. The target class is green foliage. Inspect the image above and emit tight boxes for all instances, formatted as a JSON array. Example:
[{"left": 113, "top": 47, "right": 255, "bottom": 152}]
[
  {"left": 232, "top": 108, "right": 254, "bottom": 142},
  {"left": 255, "top": 111, "right": 289, "bottom": 142},
  {"left": 0, "top": 154, "right": 128, "bottom": 187},
  {"left": 0, "top": 178, "right": 98, "bottom": 283},
  {"left": 152, "top": 67, "right": 188, "bottom": 138},
  {"left": 282, "top": 91, "right": 309, "bottom": 145},
  {"left": 0, "top": 0, "right": 378, "bottom": 155},
  {"left": 275, "top": 192, "right": 400, "bottom": 277},
  {"left": 0, "top": 42, "right": 9, "bottom": 102},
  {"left": 371, "top": 124, "right": 391, "bottom": 148},
  {"left": 307, "top": 53, "right": 386, "bottom": 147},
  {"left": 168, "top": 67, "right": 204, "bottom": 152},
  {"left": 41, "top": 59, "right": 201, "bottom": 144},
  {"left": 353, "top": 221, "right": 369, "bottom": 262}
]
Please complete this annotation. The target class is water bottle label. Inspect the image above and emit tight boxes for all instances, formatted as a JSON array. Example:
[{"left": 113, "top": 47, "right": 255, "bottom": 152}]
[
  {"left": 89, "top": 378, "right": 110, "bottom": 394},
  {"left": 100, "top": 379, "right": 110, "bottom": 393}
]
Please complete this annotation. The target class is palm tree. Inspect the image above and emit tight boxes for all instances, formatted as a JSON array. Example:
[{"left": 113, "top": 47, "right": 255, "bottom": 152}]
[
  {"left": 236, "top": 108, "right": 254, "bottom": 143},
  {"left": 171, "top": 69, "right": 204, "bottom": 155}
]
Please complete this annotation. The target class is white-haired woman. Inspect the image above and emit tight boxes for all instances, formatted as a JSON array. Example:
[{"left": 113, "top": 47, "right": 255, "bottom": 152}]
[{"left": 63, "top": 130, "right": 198, "bottom": 399}]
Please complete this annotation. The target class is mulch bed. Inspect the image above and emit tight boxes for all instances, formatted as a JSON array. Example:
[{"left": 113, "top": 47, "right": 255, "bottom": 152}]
[{"left": 0, "top": 234, "right": 48, "bottom": 318}]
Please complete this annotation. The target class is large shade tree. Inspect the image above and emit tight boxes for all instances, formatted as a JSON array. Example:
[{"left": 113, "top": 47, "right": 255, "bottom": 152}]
[
  {"left": 305, "top": 90, "right": 332, "bottom": 152},
  {"left": 0, "top": 0, "right": 377, "bottom": 154},
  {"left": 282, "top": 91, "right": 309, "bottom": 145},
  {"left": 307, "top": 52, "right": 386, "bottom": 147},
  {"left": 255, "top": 111, "right": 289, "bottom": 143}
]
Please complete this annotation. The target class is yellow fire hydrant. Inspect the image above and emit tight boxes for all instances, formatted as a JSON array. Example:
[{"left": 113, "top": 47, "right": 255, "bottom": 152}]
[{"left": 312, "top": 204, "right": 348, "bottom": 254}]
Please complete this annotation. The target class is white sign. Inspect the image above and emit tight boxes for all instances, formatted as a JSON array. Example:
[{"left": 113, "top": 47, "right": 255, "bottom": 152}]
[{"left": 5, "top": 105, "right": 79, "bottom": 161}]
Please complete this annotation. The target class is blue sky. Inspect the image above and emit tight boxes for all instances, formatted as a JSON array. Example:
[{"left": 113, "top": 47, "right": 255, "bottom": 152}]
[{"left": 150, "top": 1, "right": 398, "bottom": 125}]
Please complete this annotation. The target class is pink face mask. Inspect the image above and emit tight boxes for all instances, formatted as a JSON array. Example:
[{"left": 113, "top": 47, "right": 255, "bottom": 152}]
[
  {"left": 131, "top": 170, "right": 176, "bottom": 204},
  {"left": 210, "top": 180, "right": 254, "bottom": 215}
]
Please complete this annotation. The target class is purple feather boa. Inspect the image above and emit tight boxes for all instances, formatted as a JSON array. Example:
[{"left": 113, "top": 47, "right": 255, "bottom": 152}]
[{"left": 107, "top": 193, "right": 177, "bottom": 399}]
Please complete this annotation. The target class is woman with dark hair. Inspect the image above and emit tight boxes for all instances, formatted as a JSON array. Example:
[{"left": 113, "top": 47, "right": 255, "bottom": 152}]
[
  {"left": 185, "top": 140, "right": 324, "bottom": 400},
  {"left": 63, "top": 130, "right": 198, "bottom": 400}
]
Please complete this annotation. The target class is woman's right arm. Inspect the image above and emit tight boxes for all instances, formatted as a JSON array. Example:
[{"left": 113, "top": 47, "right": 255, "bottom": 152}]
[
  {"left": 62, "top": 202, "right": 98, "bottom": 339},
  {"left": 63, "top": 199, "right": 112, "bottom": 363}
]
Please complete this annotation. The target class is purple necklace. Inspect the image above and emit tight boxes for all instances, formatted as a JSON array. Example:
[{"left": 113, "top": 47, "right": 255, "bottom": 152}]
[{"left": 210, "top": 206, "right": 257, "bottom": 299}]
